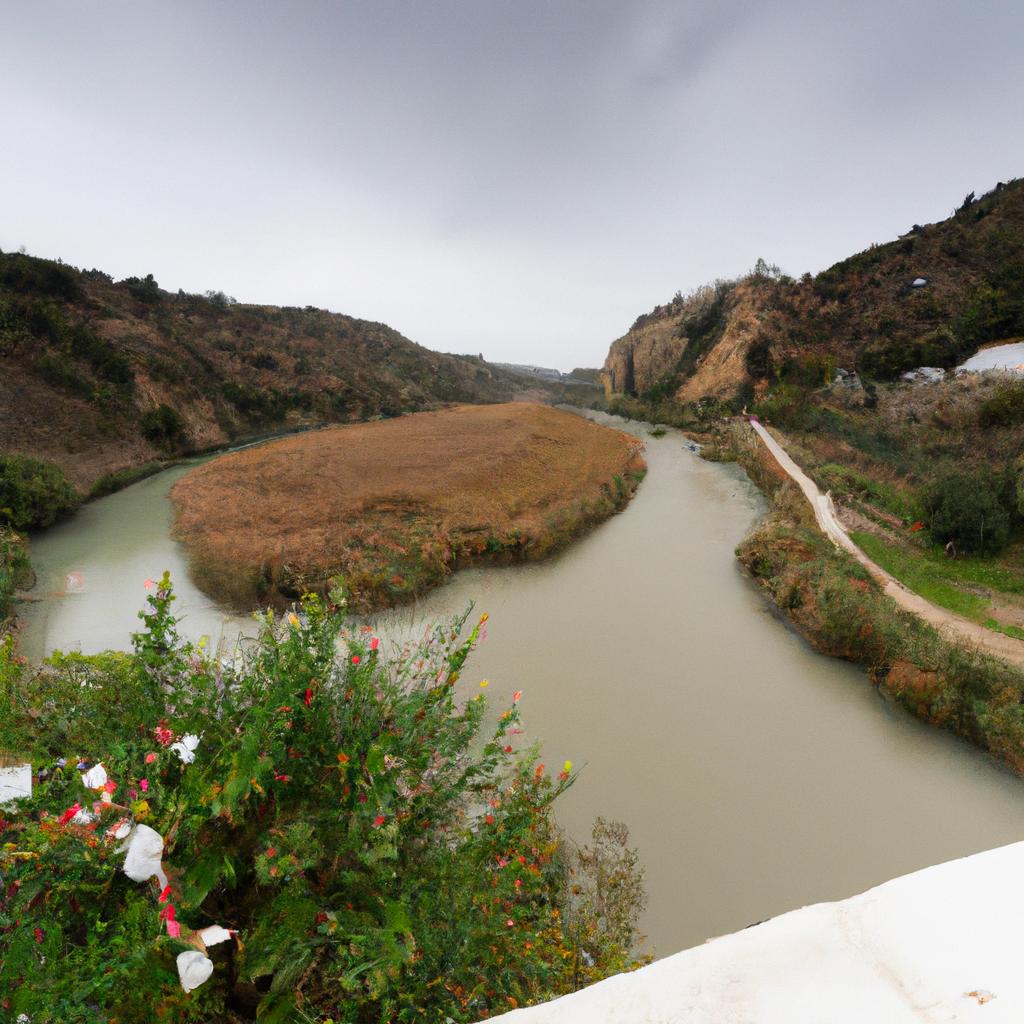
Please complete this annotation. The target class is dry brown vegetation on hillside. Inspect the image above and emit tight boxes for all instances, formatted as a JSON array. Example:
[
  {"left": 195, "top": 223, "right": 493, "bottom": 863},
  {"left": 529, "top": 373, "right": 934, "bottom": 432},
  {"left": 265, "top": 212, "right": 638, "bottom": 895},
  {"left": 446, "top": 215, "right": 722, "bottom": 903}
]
[{"left": 171, "top": 403, "right": 645, "bottom": 610}]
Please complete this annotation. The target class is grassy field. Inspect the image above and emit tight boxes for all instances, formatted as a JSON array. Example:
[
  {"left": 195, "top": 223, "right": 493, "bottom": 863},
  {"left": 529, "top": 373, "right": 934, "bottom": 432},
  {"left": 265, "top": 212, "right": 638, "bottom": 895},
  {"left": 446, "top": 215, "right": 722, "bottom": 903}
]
[
  {"left": 850, "top": 531, "right": 1024, "bottom": 640},
  {"left": 171, "top": 403, "right": 645, "bottom": 610}
]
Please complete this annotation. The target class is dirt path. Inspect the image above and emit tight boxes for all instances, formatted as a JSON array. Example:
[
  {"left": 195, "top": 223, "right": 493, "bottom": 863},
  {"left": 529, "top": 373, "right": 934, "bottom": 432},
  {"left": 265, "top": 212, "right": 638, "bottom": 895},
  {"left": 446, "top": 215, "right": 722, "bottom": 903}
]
[{"left": 748, "top": 419, "right": 1024, "bottom": 669}]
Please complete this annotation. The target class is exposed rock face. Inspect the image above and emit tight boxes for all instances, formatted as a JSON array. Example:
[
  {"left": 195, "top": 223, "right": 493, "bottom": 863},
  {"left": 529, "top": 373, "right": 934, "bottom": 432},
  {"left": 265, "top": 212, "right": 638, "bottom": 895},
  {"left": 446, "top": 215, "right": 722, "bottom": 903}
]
[
  {"left": 603, "top": 316, "right": 686, "bottom": 398},
  {"left": 675, "top": 283, "right": 759, "bottom": 403},
  {"left": 601, "top": 281, "right": 759, "bottom": 404}
]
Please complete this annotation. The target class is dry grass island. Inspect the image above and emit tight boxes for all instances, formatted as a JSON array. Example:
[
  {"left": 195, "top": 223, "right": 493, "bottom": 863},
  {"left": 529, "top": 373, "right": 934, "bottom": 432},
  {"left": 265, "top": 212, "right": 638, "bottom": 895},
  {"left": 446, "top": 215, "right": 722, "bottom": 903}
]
[{"left": 171, "top": 402, "right": 646, "bottom": 610}]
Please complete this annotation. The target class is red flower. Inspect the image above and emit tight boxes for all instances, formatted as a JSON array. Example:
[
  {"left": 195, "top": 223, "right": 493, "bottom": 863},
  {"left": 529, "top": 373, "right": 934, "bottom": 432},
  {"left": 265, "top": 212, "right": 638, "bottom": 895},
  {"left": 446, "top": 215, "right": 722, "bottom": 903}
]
[
  {"left": 103, "top": 780, "right": 117, "bottom": 794},
  {"left": 34, "top": 927, "right": 44, "bottom": 944},
  {"left": 534, "top": 764, "right": 545, "bottom": 780},
  {"left": 503, "top": 745, "right": 513, "bottom": 754},
  {"left": 158, "top": 885, "right": 172, "bottom": 903},
  {"left": 351, "top": 655, "right": 361, "bottom": 665},
  {"left": 159, "top": 903, "right": 176, "bottom": 923},
  {"left": 304, "top": 687, "right": 313, "bottom": 706},
  {"left": 274, "top": 773, "right": 291, "bottom": 783},
  {"left": 358, "top": 793, "right": 367, "bottom": 804},
  {"left": 370, "top": 637, "right": 379, "bottom": 651},
  {"left": 512, "top": 690, "right": 522, "bottom": 703},
  {"left": 154, "top": 725, "right": 174, "bottom": 747},
  {"left": 266, "top": 847, "right": 277, "bottom": 857},
  {"left": 144, "top": 752, "right": 157, "bottom": 764},
  {"left": 485, "top": 814, "right": 495, "bottom": 825},
  {"left": 59, "top": 803, "right": 82, "bottom": 826},
  {"left": 372, "top": 815, "right": 386, "bottom": 828}
]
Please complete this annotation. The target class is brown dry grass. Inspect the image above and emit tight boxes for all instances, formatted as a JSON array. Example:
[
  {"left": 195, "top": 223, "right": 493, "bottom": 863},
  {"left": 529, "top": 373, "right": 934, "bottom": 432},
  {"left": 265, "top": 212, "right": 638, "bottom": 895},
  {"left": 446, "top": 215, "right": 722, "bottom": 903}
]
[{"left": 171, "top": 403, "right": 645, "bottom": 610}]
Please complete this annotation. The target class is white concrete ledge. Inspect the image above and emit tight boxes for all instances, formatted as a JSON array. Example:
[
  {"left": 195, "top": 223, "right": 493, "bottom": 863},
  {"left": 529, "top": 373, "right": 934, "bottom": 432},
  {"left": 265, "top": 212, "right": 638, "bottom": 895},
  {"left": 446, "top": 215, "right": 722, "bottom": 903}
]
[{"left": 488, "top": 841, "right": 1024, "bottom": 1023}]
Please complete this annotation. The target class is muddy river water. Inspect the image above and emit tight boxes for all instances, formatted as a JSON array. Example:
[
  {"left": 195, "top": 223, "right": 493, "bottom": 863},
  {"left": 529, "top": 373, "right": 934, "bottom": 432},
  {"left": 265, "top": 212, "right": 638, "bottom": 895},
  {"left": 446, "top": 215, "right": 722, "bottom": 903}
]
[{"left": 20, "top": 413, "right": 1024, "bottom": 956}]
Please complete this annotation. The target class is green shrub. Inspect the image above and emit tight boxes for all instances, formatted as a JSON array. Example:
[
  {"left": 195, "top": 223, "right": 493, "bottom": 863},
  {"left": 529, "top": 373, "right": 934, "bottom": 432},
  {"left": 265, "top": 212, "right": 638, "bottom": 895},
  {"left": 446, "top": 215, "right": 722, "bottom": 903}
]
[
  {"left": 0, "top": 454, "right": 79, "bottom": 530},
  {"left": 922, "top": 470, "right": 1012, "bottom": 554},
  {"left": 140, "top": 404, "right": 187, "bottom": 449},
  {"left": 978, "top": 382, "right": 1024, "bottom": 428},
  {"left": 0, "top": 526, "right": 32, "bottom": 622},
  {"left": 0, "top": 578, "right": 646, "bottom": 1021}
]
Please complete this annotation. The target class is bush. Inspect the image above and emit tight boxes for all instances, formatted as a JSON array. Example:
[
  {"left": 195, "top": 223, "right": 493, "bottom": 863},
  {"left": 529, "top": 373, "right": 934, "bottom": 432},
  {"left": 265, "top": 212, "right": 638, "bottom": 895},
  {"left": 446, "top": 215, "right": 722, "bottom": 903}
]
[
  {"left": 0, "top": 578, "right": 646, "bottom": 1022},
  {"left": 0, "top": 526, "right": 32, "bottom": 622},
  {"left": 922, "top": 470, "right": 1012, "bottom": 554},
  {"left": 140, "top": 404, "right": 187, "bottom": 449},
  {"left": 978, "top": 382, "right": 1024, "bottom": 428},
  {"left": 0, "top": 454, "right": 79, "bottom": 530}
]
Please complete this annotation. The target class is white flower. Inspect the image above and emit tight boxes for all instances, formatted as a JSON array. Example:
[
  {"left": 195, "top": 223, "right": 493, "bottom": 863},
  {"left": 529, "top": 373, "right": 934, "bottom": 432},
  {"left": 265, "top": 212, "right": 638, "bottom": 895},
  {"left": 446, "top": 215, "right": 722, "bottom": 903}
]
[
  {"left": 80, "top": 763, "right": 107, "bottom": 790},
  {"left": 176, "top": 950, "right": 214, "bottom": 992},
  {"left": 199, "top": 924, "right": 234, "bottom": 947},
  {"left": 170, "top": 734, "right": 200, "bottom": 765},
  {"left": 71, "top": 807, "right": 95, "bottom": 825},
  {"left": 120, "top": 823, "right": 168, "bottom": 889}
]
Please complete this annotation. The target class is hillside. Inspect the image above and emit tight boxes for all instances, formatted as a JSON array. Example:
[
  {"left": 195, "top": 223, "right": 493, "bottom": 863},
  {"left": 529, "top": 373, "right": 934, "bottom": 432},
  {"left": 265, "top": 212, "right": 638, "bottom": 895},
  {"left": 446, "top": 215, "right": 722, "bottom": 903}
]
[
  {"left": 0, "top": 251, "right": 582, "bottom": 493},
  {"left": 603, "top": 178, "right": 1024, "bottom": 410}
]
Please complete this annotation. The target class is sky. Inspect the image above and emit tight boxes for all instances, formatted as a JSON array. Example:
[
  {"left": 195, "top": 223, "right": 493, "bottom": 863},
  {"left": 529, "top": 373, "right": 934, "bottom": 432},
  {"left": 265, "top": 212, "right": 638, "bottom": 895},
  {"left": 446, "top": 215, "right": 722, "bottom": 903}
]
[{"left": 3, "top": 1, "right": 1024, "bottom": 371}]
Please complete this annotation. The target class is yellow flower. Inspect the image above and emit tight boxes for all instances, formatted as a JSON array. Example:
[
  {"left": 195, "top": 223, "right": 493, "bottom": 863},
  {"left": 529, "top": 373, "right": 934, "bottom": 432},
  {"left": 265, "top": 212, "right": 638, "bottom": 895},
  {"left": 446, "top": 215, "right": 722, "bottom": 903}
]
[
  {"left": 563, "top": 760, "right": 573, "bottom": 774},
  {"left": 479, "top": 679, "right": 489, "bottom": 688},
  {"left": 287, "top": 613, "right": 300, "bottom": 628}
]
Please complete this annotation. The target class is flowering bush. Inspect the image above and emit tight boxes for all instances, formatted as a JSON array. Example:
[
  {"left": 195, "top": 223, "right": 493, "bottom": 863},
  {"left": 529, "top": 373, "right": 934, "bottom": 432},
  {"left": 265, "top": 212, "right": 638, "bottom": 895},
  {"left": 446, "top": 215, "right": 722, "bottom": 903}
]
[{"left": 0, "top": 575, "right": 645, "bottom": 1022}]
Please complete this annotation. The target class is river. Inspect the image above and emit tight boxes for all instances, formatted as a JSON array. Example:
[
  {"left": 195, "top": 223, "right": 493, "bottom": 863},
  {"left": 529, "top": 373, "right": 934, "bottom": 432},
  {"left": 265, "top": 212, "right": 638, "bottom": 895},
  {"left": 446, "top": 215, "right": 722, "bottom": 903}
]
[{"left": 19, "top": 412, "right": 1024, "bottom": 957}]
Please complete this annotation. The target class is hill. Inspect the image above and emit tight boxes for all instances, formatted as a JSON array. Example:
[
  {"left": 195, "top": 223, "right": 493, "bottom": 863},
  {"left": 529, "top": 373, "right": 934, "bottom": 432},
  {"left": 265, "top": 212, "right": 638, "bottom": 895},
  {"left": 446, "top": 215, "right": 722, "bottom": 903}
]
[
  {"left": 603, "top": 178, "right": 1024, "bottom": 411},
  {"left": 0, "top": 251, "right": 582, "bottom": 493}
]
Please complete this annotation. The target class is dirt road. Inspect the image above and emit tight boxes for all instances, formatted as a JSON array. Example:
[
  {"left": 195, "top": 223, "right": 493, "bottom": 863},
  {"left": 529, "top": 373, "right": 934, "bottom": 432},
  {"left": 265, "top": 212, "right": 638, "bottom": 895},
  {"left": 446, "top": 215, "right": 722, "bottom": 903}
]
[{"left": 748, "top": 418, "right": 1024, "bottom": 669}]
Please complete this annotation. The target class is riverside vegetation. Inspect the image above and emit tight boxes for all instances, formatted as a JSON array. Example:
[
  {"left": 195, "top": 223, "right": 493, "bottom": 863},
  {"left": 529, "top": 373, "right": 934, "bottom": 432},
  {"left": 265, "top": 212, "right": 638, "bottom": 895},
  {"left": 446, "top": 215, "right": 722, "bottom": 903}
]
[
  {"left": 0, "top": 576, "right": 647, "bottom": 1022},
  {"left": 170, "top": 404, "right": 646, "bottom": 612}
]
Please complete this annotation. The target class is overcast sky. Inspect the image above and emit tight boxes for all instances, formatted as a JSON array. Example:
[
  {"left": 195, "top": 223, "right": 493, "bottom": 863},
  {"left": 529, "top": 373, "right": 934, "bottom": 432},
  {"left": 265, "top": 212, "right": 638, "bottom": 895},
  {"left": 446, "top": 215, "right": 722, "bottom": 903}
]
[{"left": 4, "top": 1, "right": 1024, "bottom": 370}]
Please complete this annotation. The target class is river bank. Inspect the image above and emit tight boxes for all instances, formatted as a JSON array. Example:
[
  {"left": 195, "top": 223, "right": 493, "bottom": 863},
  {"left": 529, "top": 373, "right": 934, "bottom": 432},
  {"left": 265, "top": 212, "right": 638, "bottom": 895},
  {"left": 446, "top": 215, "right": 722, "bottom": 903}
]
[{"left": 703, "top": 418, "right": 1024, "bottom": 774}]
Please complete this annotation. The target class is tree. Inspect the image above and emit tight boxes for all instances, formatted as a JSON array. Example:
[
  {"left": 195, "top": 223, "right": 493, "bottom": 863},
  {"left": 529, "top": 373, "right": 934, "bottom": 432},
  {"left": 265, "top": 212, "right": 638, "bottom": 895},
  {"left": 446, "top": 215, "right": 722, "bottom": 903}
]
[{"left": 922, "top": 470, "right": 1012, "bottom": 555}]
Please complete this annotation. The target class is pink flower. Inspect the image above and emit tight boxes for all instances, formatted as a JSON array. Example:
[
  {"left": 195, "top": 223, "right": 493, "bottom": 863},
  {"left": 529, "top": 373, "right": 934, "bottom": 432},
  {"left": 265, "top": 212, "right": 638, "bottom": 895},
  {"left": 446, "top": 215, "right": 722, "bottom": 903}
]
[
  {"left": 143, "top": 578, "right": 154, "bottom": 589},
  {"left": 165, "top": 920, "right": 181, "bottom": 938},
  {"left": 351, "top": 655, "right": 361, "bottom": 665},
  {"left": 506, "top": 918, "right": 514, "bottom": 928},
  {"left": 103, "top": 780, "right": 117, "bottom": 794},
  {"left": 373, "top": 814, "right": 386, "bottom": 828},
  {"left": 154, "top": 725, "right": 174, "bottom": 747},
  {"left": 514, "top": 878, "right": 522, "bottom": 889},
  {"left": 144, "top": 752, "right": 157, "bottom": 764},
  {"left": 140, "top": 779, "right": 149, "bottom": 792},
  {"left": 512, "top": 690, "right": 522, "bottom": 703},
  {"left": 370, "top": 637, "right": 379, "bottom": 651}
]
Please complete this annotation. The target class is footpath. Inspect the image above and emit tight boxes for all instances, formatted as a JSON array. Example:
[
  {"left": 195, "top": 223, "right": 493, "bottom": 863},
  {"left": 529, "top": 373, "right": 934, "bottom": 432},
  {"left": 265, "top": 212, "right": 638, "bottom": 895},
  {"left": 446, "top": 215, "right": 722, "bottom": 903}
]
[{"left": 747, "top": 418, "right": 1024, "bottom": 670}]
